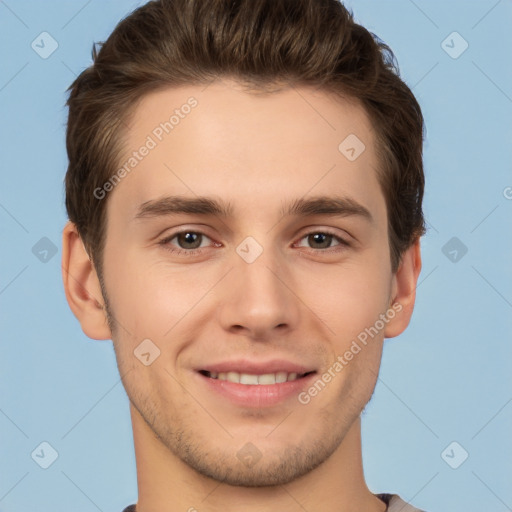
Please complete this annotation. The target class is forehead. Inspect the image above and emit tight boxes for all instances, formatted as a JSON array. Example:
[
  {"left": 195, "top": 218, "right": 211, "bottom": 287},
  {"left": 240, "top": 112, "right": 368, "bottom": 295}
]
[
  {"left": 108, "top": 79, "right": 384, "bottom": 224},
  {"left": 125, "top": 79, "right": 375, "bottom": 158}
]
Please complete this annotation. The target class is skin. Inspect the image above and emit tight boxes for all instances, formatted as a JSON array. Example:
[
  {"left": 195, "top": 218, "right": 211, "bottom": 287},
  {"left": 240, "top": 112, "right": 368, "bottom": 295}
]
[{"left": 62, "top": 78, "right": 422, "bottom": 512}]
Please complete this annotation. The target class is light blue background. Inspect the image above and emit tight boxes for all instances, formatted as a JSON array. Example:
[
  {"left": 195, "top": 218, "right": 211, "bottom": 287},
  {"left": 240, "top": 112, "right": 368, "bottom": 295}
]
[{"left": 1, "top": 1, "right": 511, "bottom": 511}]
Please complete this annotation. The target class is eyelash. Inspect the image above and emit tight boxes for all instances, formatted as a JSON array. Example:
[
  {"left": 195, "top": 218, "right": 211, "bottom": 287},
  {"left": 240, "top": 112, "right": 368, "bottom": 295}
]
[{"left": 158, "top": 229, "right": 350, "bottom": 257}]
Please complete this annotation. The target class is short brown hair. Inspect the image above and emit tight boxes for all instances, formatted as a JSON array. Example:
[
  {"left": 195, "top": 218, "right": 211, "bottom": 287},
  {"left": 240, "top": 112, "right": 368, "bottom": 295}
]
[{"left": 65, "top": 0, "right": 426, "bottom": 276}]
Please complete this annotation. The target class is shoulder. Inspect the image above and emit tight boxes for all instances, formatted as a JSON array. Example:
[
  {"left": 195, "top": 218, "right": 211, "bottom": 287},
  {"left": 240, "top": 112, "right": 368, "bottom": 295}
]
[{"left": 377, "top": 493, "right": 428, "bottom": 512}]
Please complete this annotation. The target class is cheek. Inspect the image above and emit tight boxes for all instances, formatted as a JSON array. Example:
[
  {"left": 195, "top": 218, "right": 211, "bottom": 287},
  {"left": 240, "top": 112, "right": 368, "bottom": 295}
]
[
  {"left": 310, "top": 259, "right": 392, "bottom": 342},
  {"left": 104, "top": 251, "right": 214, "bottom": 343}
]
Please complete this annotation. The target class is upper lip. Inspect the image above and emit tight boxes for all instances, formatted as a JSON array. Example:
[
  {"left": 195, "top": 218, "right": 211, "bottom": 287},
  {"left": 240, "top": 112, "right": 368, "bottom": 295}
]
[{"left": 198, "top": 359, "right": 316, "bottom": 375}]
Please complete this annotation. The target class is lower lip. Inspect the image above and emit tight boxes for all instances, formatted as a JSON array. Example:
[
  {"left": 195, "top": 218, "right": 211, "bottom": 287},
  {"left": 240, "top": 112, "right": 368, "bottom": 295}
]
[{"left": 196, "top": 372, "right": 317, "bottom": 407}]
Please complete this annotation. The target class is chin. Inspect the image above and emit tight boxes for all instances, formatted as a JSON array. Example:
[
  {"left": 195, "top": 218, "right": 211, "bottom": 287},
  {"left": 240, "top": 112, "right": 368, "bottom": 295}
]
[{"left": 180, "top": 442, "right": 333, "bottom": 487}]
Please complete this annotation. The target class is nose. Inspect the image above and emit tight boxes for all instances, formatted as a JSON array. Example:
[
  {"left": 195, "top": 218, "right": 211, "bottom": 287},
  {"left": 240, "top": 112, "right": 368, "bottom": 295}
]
[{"left": 217, "top": 244, "right": 301, "bottom": 341}]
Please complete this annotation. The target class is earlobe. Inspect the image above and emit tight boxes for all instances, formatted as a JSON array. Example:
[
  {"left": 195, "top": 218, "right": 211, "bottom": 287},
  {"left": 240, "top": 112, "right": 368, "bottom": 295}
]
[
  {"left": 61, "top": 221, "right": 112, "bottom": 340},
  {"left": 384, "top": 239, "right": 422, "bottom": 339}
]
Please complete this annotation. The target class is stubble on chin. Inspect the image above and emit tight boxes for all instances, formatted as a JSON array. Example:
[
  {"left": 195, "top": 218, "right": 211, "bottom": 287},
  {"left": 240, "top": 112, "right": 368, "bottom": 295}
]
[{"left": 127, "top": 385, "right": 364, "bottom": 488}]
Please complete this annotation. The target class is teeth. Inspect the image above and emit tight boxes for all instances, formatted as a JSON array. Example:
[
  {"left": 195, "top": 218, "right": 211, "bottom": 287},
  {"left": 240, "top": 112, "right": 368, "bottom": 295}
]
[
  {"left": 258, "top": 373, "right": 276, "bottom": 385},
  {"left": 226, "top": 371, "right": 240, "bottom": 383},
  {"left": 275, "top": 371, "right": 288, "bottom": 383},
  {"left": 209, "top": 371, "right": 304, "bottom": 385},
  {"left": 240, "top": 373, "right": 259, "bottom": 385}
]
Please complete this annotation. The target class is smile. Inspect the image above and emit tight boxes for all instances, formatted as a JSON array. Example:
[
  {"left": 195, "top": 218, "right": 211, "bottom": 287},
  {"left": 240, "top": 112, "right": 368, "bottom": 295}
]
[{"left": 199, "top": 370, "right": 313, "bottom": 385}]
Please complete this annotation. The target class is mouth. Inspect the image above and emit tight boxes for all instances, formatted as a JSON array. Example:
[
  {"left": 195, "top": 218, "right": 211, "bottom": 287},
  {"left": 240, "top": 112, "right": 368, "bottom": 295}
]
[
  {"left": 198, "top": 370, "right": 315, "bottom": 385},
  {"left": 195, "top": 362, "right": 317, "bottom": 407}
]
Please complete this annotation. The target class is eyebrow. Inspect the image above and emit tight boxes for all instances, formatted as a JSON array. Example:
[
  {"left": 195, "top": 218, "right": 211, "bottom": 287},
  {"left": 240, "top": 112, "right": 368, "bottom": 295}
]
[{"left": 134, "top": 195, "right": 373, "bottom": 223}]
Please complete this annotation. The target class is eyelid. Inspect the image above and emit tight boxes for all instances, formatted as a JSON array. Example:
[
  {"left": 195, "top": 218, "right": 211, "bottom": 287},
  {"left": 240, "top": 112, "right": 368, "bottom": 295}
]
[
  {"left": 295, "top": 225, "right": 351, "bottom": 240},
  {"left": 157, "top": 228, "right": 224, "bottom": 260},
  {"left": 292, "top": 228, "right": 350, "bottom": 250},
  {"left": 158, "top": 226, "right": 351, "bottom": 255}
]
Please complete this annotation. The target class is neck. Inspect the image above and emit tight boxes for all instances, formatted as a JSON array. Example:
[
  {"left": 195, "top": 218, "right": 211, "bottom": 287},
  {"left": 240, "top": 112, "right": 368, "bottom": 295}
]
[{"left": 130, "top": 404, "right": 386, "bottom": 512}]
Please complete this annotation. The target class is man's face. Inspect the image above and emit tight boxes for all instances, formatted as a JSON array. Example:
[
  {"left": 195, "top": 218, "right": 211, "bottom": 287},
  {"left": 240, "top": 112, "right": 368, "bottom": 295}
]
[{"left": 101, "top": 79, "right": 397, "bottom": 486}]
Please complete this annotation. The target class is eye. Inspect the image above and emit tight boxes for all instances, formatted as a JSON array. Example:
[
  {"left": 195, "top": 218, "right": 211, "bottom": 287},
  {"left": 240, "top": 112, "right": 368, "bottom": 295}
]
[
  {"left": 157, "top": 228, "right": 350, "bottom": 257},
  {"left": 294, "top": 230, "right": 350, "bottom": 253},
  {"left": 158, "top": 230, "right": 217, "bottom": 255}
]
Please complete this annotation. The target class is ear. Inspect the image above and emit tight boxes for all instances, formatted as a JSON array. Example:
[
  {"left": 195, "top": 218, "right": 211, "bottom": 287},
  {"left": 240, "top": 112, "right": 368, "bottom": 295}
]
[
  {"left": 384, "top": 238, "right": 422, "bottom": 339},
  {"left": 61, "top": 221, "right": 111, "bottom": 340}
]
